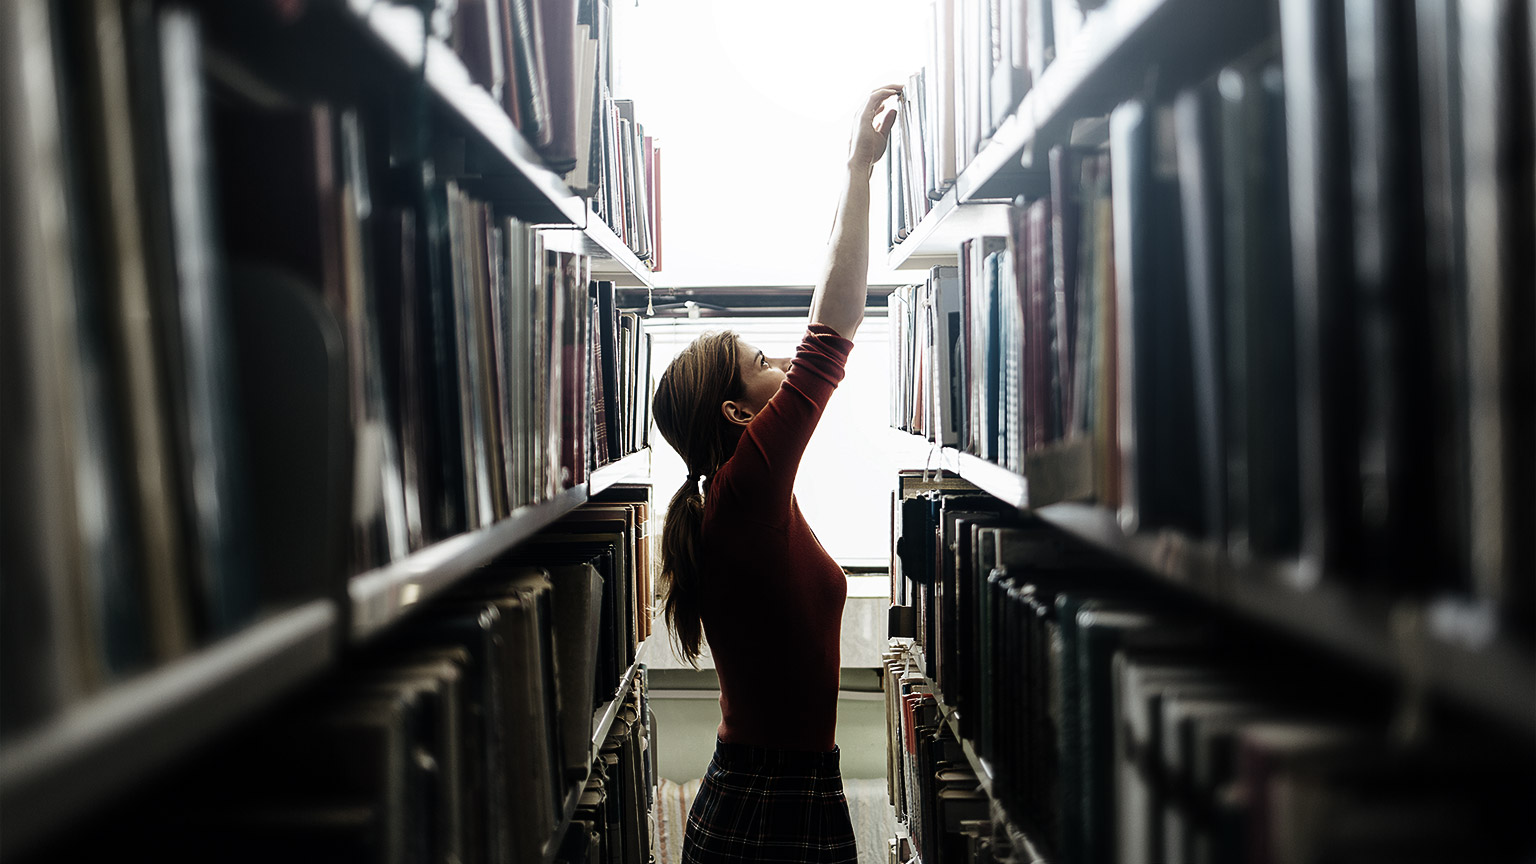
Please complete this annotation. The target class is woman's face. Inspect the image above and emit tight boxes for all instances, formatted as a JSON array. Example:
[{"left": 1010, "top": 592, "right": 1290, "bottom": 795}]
[{"left": 729, "top": 337, "right": 792, "bottom": 420}]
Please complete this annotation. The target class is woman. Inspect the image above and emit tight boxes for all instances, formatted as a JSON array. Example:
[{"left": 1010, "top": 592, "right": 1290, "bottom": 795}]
[{"left": 650, "top": 85, "right": 901, "bottom": 864}]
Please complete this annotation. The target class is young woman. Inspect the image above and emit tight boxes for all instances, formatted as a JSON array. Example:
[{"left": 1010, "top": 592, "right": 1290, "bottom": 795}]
[{"left": 650, "top": 85, "right": 901, "bottom": 864}]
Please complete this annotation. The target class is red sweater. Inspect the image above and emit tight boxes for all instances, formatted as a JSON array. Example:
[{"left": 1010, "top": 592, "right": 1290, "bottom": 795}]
[{"left": 699, "top": 324, "right": 854, "bottom": 752}]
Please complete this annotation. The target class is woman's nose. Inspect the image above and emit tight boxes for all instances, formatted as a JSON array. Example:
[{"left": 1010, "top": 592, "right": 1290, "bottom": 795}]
[{"left": 775, "top": 357, "right": 792, "bottom": 372}]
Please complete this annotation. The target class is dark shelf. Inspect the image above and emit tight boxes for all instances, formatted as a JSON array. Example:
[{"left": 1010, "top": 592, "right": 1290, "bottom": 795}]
[
  {"left": 899, "top": 643, "right": 1054, "bottom": 864},
  {"left": 0, "top": 600, "right": 338, "bottom": 860},
  {"left": 349, "top": 485, "right": 589, "bottom": 642},
  {"left": 541, "top": 660, "right": 642, "bottom": 863},
  {"left": 1033, "top": 502, "right": 1536, "bottom": 736},
  {"left": 913, "top": 444, "right": 1536, "bottom": 736},
  {"left": 341, "top": 0, "right": 655, "bottom": 287},
  {"left": 955, "top": 0, "right": 1268, "bottom": 203},
  {"left": 913, "top": 440, "right": 1536, "bottom": 734},
  {"left": 350, "top": 448, "right": 651, "bottom": 644}
]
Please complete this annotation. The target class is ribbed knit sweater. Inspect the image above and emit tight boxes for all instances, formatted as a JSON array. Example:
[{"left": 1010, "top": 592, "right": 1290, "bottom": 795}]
[{"left": 698, "top": 324, "right": 854, "bottom": 752}]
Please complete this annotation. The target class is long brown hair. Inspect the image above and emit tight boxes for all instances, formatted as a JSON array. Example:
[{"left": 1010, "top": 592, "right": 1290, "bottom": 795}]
[{"left": 650, "top": 331, "right": 742, "bottom": 665}]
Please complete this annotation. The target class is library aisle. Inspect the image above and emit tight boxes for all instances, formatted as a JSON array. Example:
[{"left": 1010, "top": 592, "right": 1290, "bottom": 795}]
[{"left": 3, "top": 0, "right": 1533, "bottom": 863}]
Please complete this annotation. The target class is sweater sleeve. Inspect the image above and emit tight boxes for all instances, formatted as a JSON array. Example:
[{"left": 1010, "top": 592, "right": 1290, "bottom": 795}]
[{"left": 717, "top": 324, "right": 854, "bottom": 522}]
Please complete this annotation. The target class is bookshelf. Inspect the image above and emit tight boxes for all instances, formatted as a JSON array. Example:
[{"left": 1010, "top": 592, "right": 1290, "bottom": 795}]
[
  {"left": 344, "top": 0, "right": 659, "bottom": 288},
  {"left": 888, "top": 186, "right": 1013, "bottom": 272},
  {"left": 543, "top": 660, "right": 643, "bottom": 864},
  {"left": 347, "top": 0, "right": 585, "bottom": 226},
  {"left": 910, "top": 443, "right": 1536, "bottom": 737},
  {"left": 0, "top": 600, "right": 336, "bottom": 860},
  {"left": 954, "top": 0, "right": 1268, "bottom": 204},
  {"left": 886, "top": 0, "right": 1534, "bottom": 859},
  {"left": 888, "top": 642, "right": 1055, "bottom": 864},
  {"left": 1036, "top": 502, "right": 1536, "bottom": 736},
  {"left": 889, "top": 0, "right": 1271, "bottom": 266},
  {"left": 350, "top": 448, "right": 651, "bottom": 641},
  {"left": 349, "top": 484, "right": 587, "bottom": 642},
  {"left": 2, "top": 0, "right": 662, "bottom": 856}
]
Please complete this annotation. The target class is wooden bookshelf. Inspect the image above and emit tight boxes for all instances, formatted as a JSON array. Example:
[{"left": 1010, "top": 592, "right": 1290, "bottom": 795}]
[
  {"left": 350, "top": 448, "right": 652, "bottom": 643},
  {"left": 0, "top": 600, "right": 337, "bottom": 861}
]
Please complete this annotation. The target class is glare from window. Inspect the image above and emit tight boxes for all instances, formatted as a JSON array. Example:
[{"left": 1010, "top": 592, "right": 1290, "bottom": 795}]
[{"left": 611, "top": 0, "right": 931, "bottom": 288}]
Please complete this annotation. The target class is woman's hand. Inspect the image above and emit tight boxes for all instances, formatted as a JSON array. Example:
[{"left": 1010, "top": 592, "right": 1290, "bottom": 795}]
[{"left": 849, "top": 84, "right": 903, "bottom": 169}]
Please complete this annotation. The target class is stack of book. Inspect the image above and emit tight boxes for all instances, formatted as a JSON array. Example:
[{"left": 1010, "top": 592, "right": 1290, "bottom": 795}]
[
  {"left": 441, "top": 0, "right": 662, "bottom": 264},
  {"left": 888, "top": 482, "right": 1536, "bottom": 864}
]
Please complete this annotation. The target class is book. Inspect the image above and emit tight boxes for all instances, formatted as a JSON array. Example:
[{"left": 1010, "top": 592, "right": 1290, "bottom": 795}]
[
  {"left": 1110, "top": 98, "right": 1201, "bottom": 536},
  {"left": 1277, "top": 0, "right": 1363, "bottom": 578},
  {"left": 69, "top": 0, "right": 193, "bottom": 665},
  {"left": 1216, "top": 54, "right": 1301, "bottom": 560},
  {"left": 1172, "top": 79, "right": 1228, "bottom": 544},
  {"left": 150, "top": 5, "right": 259, "bottom": 639}
]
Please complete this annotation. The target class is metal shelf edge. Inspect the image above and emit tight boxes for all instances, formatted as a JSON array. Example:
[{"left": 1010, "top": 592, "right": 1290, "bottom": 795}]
[
  {"left": 1031, "top": 502, "right": 1536, "bottom": 736},
  {"left": 349, "top": 484, "right": 590, "bottom": 642},
  {"left": 0, "top": 599, "right": 337, "bottom": 859},
  {"left": 346, "top": 0, "right": 587, "bottom": 226},
  {"left": 589, "top": 449, "right": 652, "bottom": 497},
  {"left": 952, "top": 450, "right": 1030, "bottom": 510},
  {"left": 582, "top": 217, "right": 657, "bottom": 288}
]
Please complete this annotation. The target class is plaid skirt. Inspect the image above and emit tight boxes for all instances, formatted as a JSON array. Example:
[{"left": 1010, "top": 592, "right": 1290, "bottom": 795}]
[{"left": 681, "top": 739, "right": 858, "bottom": 864}]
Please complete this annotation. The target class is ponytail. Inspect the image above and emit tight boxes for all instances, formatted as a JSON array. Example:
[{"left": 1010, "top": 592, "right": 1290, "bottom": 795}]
[
  {"left": 651, "top": 332, "right": 742, "bottom": 667},
  {"left": 660, "top": 476, "right": 707, "bottom": 662}
]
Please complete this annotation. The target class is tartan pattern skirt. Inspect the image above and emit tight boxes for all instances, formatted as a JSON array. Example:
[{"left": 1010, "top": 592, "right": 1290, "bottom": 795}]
[{"left": 681, "top": 739, "right": 858, "bottom": 864}]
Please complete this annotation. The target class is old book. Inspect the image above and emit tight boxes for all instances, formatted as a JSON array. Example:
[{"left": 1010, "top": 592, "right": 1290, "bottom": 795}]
[
  {"left": 1278, "top": 0, "right": 1363, "bottom": 577},
  {"left": 70, "top": 0, "right": 193, "bottom": 664},
  {"left": 151, "top": 6, "right": 258, "bottom": 638},
  {"left": 1110, "top": 99, "right": 1201, "bottom": 536},
  {"left": 1173, "top": 80, "right": 1228, "bottom": 544}
]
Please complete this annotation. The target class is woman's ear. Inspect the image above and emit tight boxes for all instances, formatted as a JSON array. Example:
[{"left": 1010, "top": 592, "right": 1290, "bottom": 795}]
[{"left": 720, "top": 400, "right": 754, "bottom": 427}]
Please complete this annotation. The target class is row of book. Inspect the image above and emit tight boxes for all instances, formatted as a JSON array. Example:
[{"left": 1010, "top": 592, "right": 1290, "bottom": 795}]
[
  {"left": 2, "top": 0, "right": 318, "bottom": 734},
  {"left": 33, "top": 492, "right": 657, "bottom": 862},
  {"left": 883, "top": 671, "right": 996, "bottom": 864},
  {"left": 887, "top": 480, "right": 1535, "bottom": 864},
  {"left": 443, "top": 0, "right": 662, "bottom": 263},
  {"left": 890, "top": 20, "right": 1534, "bottom": 632},
  {"left": 555, "top": 689, "right": 657, "bottom": 864},
  {"left": 0, "top": 0, "right": 659, "bottom": 743},
  {"left": 888, "top": 139, "right": 1117, "bottom": 491},
  {"left": 887, "top": 0, "right": 1095, "bottom": 248}
]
